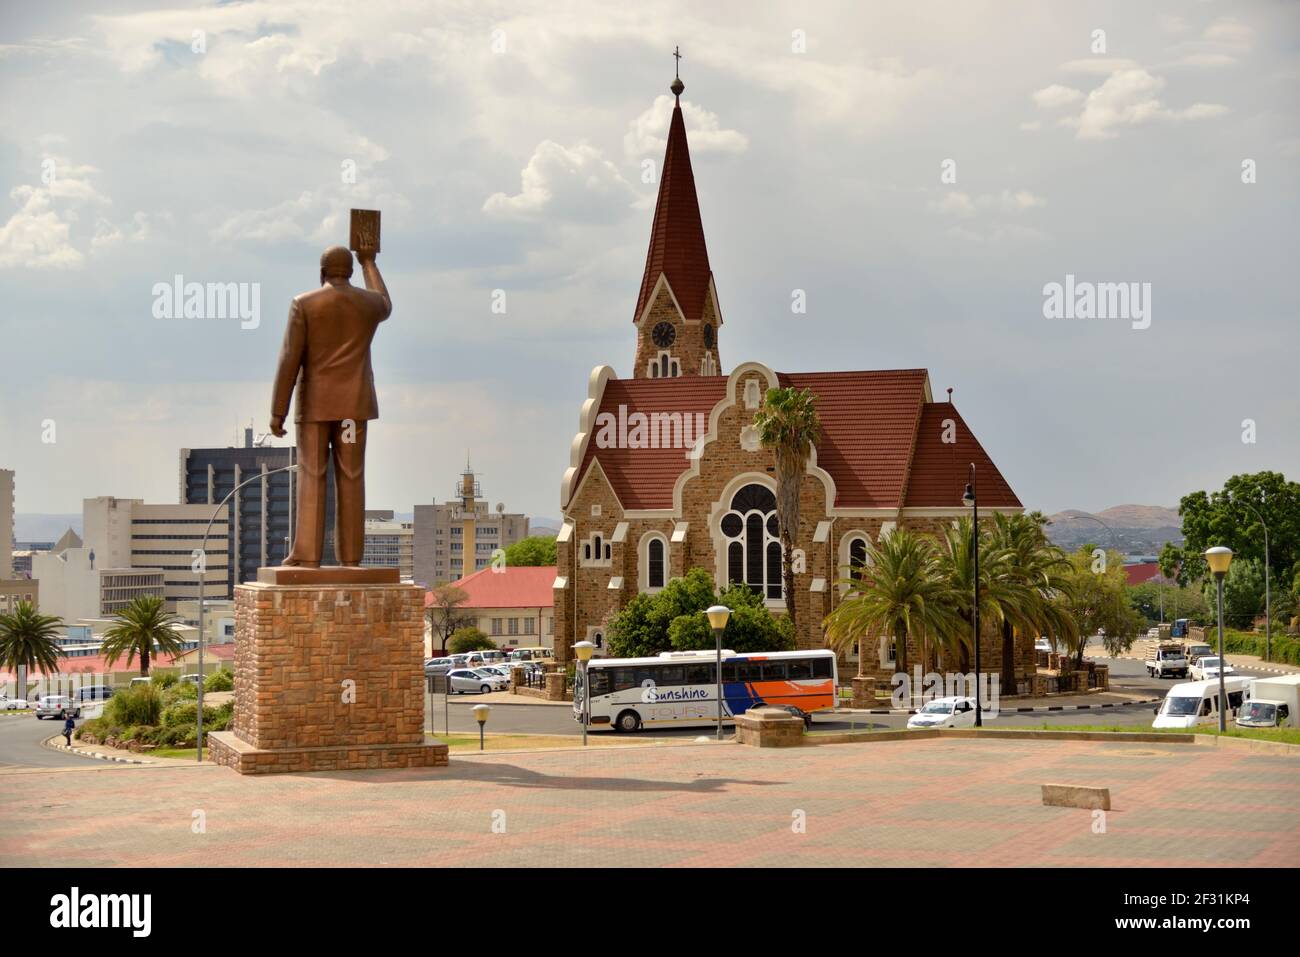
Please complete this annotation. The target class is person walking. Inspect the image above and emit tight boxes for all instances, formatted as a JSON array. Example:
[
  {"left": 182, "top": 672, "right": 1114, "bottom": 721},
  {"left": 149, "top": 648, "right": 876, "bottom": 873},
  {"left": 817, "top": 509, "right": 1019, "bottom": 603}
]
[{"left": 61, "top": 713, "right": 75, "bottom": 748}]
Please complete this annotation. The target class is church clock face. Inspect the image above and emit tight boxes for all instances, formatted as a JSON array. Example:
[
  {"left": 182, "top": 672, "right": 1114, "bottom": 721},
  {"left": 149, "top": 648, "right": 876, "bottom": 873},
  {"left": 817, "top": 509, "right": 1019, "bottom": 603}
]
[
  {"left": 652, "top": 321, "right": 676, "bottom": 348},
  {"left": 702, "top": 323, "right": 715, "bottom": 349}
]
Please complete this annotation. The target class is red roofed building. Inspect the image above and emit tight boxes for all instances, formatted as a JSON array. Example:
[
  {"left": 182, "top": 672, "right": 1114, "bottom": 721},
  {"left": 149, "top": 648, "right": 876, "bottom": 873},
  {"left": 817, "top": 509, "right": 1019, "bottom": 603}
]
[
  {"left": 553, "top": 73, "right": 1024, "bottom": 682},
  {"left": 430, "top": 565, "right": 555, "bottom": 654}
]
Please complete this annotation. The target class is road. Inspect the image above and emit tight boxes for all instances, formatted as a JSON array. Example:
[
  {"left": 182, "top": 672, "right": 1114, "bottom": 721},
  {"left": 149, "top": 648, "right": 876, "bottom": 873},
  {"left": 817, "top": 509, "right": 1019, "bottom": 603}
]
[{"left": 0, "top": 651, "right": 1283, "bottom": 769}]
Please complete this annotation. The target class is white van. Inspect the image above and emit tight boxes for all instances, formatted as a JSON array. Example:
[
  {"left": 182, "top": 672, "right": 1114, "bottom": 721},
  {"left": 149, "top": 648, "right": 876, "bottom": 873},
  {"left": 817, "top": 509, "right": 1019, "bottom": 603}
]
[{"left": 1152, "top": 676, "right": 1252, "bottom": 729}]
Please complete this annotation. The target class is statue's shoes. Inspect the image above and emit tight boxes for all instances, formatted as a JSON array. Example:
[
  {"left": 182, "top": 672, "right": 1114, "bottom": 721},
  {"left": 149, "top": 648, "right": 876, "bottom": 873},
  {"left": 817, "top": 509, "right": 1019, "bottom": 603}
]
[{"left": 281, "top": 559, "right": 320, "bottom": 568}]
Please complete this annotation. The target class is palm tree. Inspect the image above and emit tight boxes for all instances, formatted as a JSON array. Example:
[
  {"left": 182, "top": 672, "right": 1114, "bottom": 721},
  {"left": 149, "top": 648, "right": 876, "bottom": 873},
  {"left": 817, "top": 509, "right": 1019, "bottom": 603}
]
[
  {"left": 753, "top": 386, "right": 821, "bottom": 640},
  {"left": 932, "top": 517, "right": 1039, "bottom": 678},
  {"left": 823, "top": 527, "right": 959, "bottom": 704},
  {"left": 101, "top": 595, "right": 186, "bottom": 677},
  {"left": 0, "top": 601, "right": 64, "bottom": 695},
  {"left": 987, "top": 512, "right": 1078, "bottom": 690}
]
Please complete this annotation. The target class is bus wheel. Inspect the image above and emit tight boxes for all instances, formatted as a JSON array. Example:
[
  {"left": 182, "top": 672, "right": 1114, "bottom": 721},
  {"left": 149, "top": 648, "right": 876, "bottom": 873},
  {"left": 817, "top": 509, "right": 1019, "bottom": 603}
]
[{"left": 615, "top": 710, "right": 642, "bottom": 733}]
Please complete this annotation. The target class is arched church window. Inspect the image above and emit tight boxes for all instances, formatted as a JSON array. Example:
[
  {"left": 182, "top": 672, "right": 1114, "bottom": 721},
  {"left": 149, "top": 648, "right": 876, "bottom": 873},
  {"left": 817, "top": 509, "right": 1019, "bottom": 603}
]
[
  {"left": 719, "top": 483, "right": 782, "bottom": 600},
  {"left": 848, "top": 536, "right": 868, "bottom": 581},
  {"left": 647, "top": 537, "right": 665, "bottom": 589}
]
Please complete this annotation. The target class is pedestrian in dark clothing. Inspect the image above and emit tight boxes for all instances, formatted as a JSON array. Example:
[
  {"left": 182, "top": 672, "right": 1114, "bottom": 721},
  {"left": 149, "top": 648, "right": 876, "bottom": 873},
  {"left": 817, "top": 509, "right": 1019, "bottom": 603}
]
[{"left": 62, "top": 714, "right": 75, "bottom": 747}]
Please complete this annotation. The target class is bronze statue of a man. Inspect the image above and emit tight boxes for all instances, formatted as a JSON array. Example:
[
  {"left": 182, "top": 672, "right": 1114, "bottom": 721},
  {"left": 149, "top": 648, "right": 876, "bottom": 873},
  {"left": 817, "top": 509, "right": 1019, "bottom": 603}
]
[{"left": 270, "top": 244, "right": 391, "bottom": 567}]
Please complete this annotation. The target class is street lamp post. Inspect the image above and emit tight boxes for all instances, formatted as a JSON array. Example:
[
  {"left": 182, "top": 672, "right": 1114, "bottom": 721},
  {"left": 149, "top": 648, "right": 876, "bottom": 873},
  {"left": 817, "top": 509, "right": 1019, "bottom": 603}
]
[
  {"left": 1237, "top": 497, "right": 1271, "bottom": 662},
  {"left": 962, "top": 465, "right": 982, "bottom": 728},
  {"left": 1205, "top": 546, "right": 1234, "bottom": 733},
  {"left": 194, "top": 463, "right": 298, "bottom": 763},
  {"left": 472, "top": 703, "right": 490, "bottom": 751},
  {"left": 574, "top": 640, "right": 594, "bottom": 747},
  {"left": 706, "top": 605, "right": 731, "bottom": 740}
]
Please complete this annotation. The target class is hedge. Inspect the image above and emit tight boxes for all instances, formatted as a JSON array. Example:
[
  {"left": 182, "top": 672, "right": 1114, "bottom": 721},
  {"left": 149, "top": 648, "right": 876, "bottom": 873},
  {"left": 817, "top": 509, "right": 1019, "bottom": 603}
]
[{"left": 1222, "top": 629, "right": 1300, "bottom": 666}]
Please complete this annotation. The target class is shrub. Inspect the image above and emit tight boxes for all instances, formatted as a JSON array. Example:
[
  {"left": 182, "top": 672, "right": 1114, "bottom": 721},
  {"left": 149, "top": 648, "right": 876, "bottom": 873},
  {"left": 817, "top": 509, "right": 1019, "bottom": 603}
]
[
  {"left": 105, "top": 684, "right": 163, "bottom": 727},
  {"left": 151, "top": 672, "right": 177, "bottom": 689},
  {"left": 448, "top": 627, "right": 495, "bottom": 654},
  {"left": 1223, "top": 628, "right": 1300, "bottom": 666},
  {"left": 204, "top": 668, "right": 233, "bottom": 692}
]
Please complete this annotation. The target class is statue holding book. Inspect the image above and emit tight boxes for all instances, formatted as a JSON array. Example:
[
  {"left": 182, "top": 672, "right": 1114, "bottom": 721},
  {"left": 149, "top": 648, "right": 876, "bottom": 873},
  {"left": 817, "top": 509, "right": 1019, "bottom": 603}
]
[{"left": 269, "top": 209, "right": 389, "bottom": 570}]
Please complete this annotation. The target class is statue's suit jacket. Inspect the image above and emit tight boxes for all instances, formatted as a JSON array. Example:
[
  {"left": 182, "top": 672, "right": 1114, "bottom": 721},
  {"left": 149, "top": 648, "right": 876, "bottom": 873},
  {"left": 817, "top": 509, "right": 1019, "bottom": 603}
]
[{"left": 271, "top": 282, "right": 391, "bottom": 424}]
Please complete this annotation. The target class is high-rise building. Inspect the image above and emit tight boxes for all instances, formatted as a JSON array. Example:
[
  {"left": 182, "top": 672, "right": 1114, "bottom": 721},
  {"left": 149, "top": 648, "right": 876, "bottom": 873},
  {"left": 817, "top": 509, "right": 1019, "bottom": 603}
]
[
  {"left": 412, "top": 463, "right": 529, "bottom": 588},
  {"left": 179, "top": 428, "right": 335, "bottom": 591},
  {"left": 82, "top": 496, "right": 230, "bottom": 609},
  {"left": 362, "top": 518, "right": 414, "bottom": 580},
  {"left": 0, "top": 468, "right": 14, "bottom": 580}
]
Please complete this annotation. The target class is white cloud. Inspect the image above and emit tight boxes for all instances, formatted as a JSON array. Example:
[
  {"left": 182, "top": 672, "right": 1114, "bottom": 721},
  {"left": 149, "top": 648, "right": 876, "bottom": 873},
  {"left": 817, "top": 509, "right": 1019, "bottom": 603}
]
[
  {"left": 929, "top": 190, "right": 1045, "bottom": 218},
  {"left": 1060, "top": 58, "right": 1140, "bottom": 76},
  {"left": 1067, "top": 68, "right": 1228, "bottom": 140},
  {"left": 623, "top": 95, "right": 749, "bottom": 157},
  {"left": 482, "top": 141, "right": 637, "bottom": 222},
  {"left": 1032, "top": 84, "right": 1084, "bottom": 109},
  {"left": 0, "top": 156, "right": 133, "bottom": 269}
]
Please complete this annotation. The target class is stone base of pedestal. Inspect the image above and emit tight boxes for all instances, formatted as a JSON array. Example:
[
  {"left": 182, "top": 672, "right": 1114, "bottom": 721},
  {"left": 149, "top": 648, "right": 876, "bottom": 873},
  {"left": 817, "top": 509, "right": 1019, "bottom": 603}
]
[
  {"left": 735, "top": 706, "right": 806, "bottom": 747},
  {"left": 851, "top": 676, "right": 888, "bottom": 709},
  {"left": 215, "top": 577, "right": 445, "bottom": 776},
  {"left": 208, "top": 730, "right": 448, "bottom": 774}
]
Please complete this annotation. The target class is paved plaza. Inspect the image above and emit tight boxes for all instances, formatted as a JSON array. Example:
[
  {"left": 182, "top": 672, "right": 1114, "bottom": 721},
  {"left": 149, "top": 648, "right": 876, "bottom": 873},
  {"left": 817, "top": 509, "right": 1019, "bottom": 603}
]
[{"left": 1, "top": 737, "right": 1296, "bottom": 867}]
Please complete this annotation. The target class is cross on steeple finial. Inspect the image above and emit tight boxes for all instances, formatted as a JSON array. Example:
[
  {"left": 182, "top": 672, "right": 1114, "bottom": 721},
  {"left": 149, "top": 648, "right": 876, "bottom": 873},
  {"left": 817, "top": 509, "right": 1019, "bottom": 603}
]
[{"left": 670, "top": 45, "right": 685, "bottom": 98}]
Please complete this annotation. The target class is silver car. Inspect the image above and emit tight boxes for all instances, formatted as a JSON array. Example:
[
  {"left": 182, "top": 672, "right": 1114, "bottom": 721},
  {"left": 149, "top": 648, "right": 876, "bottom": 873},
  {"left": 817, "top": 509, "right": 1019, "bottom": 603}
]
[
  {"left": 35, "top": 696, "right": 82, "bottom": 720},
  {"left": 446, "top": 669, "right": 507, "bottom": 695}
]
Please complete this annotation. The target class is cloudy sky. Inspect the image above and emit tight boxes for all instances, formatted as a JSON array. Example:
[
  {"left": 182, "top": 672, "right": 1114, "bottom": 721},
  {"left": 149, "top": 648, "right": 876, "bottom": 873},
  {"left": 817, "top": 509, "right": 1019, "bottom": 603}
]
[{"left": 0, "top": 0, "right": 1296, "bottom": 524}]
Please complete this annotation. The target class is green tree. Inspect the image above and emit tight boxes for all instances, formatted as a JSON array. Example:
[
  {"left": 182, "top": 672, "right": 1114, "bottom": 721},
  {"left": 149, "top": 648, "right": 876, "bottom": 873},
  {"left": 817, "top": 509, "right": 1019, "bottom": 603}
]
[
  {"left": 1178, "top": 471, "right": 1300, "bottom": 586},
  {"left": 1203, "top": 557, "right": 1266, "bottom": 630},
  {"left": 822, "top": 527, "right": 959, "bottom": 691},
  {"left": 1057, "top": 548, "right": 1144, "bottom": 666},
  {"left": 426, "top": 584, "right": 471, "bottom": 654},
  {"left": 0, "top": 601, "right": 64, "bottom": 693},
  {"left": 100, "top": 595, "right": 186, "bottom": 677},
  {"left": 502, "top": 535, "right": 558, "bottom": 567},
  {"left": 667, "top": 581, "right": 796, "bottom": 653},
  {"left": 987, "top": 512, "right": 1078, "bottom": 689},
  {"left": 606, "top": 568, "right": 794, "bottom": 658},
  {"left": 1127, "top": 580, "right": 1211, "bottom": 624},
  {"left": 448, "top": 627, "right": 495, "bottom": 654},
  {"left": 753, "top": 386, "right": 822, "bottom": 640}
]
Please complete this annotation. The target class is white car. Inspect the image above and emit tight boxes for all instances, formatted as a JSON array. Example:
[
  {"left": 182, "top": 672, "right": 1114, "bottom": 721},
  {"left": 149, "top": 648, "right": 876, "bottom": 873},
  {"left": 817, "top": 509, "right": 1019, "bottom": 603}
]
[
  {"left": 1190, "top": 656, "right": 1236, "bottom": 681},
  {"left": 446, "top": 669, "right": 508, "bottom": 695},
  {"left": 906, "top": 696, "right": 978, "bottom": 729},
  {"left": 34, "top": 696, "right": 82, "bottom": 719},
  {"left": 1034, "top": 638, "right": 1052, "bottom": 654},
  {"left": 0, "top": 695, "right": 30, "bottom": 710}
]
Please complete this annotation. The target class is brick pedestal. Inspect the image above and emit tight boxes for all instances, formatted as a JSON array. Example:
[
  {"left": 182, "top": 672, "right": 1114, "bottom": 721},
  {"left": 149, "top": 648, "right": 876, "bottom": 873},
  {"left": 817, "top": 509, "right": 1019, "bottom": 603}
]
[
  {"left": 735, "top": 706, "right": 806, "bottom": 747},
  {"left": 208, "top": 579, "right": 448, "bottom": 774}
]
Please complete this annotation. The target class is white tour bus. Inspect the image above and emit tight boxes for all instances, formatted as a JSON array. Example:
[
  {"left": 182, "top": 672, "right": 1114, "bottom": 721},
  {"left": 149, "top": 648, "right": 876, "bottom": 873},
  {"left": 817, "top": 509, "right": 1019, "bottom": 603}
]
[
  {"left": 574, "top": 648, "right": 838, "bottom": 733},
  {"left": 1152, "top": 675, "right": 1252, "bottom": 729}
]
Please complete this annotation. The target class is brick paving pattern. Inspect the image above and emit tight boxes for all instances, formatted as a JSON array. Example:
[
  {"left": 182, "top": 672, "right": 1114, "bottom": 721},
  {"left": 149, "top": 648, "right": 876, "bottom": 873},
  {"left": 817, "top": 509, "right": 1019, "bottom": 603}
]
[{"left": 1, "top": 738, "right": 1296, "bottom": 867}]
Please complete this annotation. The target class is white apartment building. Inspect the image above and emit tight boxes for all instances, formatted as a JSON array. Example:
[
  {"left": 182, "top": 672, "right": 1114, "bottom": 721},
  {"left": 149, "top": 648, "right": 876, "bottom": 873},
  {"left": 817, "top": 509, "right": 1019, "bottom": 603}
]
[{"left": 362, "top": 519, "right": 414, "bottom": 580}]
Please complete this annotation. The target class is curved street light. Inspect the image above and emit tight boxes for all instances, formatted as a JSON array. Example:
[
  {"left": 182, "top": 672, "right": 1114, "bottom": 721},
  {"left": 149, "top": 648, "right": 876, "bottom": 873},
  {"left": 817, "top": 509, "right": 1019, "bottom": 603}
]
[
  {"left": 194, "top": 463, "right": 299, "bottom": 762},
  {"left": 961, "top": 464, "right": 981, "bottom": 728},
  {"left": 1235, "top": 494, "right": 1271, "bottom": 662}
]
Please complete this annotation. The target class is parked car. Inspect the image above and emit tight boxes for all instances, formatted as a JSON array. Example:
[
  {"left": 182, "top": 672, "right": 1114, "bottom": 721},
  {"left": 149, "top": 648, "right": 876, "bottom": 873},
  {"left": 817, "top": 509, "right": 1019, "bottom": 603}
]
[
  {"left": 0, "top": 695, "right": 30, "bottom": 710},
  {"left": 480, "top": 665, "right": 513, "bottom": 681},
  {"left": 906, "top": 696, "right": 978, "bottom": 729},
  {"left": 1034, "top": 638, "right": 1052, "bottom": 654},
  {"left": 479, "top": 650, "right": 506, "bottom": 664},
  {"left": 446, "top": 669, "right": 507, "bottom": 695},
  {"left": 424, "top": 657, "right": 454, "bottom": 676},
  {"left": 129, "top": 677, "right": 152, "bottom": 689},
  {"left": 74, "top": 685, "right": 114, "bottom": 702},
  {"left": 1182, "top": 642, "right": 1213, "bottom": 666},
  {"left": 1190, "top": 656, "right": 1237, "bottom": 682},
  {"left": 34, "top": 696, "right": 82, "bottom": 720},
  {"left": 179, "top": 674, "right": 204, "bottom": 686}
]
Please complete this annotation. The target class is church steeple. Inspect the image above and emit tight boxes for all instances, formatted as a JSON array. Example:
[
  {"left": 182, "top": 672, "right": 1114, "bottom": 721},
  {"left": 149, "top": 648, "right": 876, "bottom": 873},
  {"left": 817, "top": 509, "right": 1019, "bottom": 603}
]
[{"left": 632, "top": 58, "right": 722, "bottom": 379}]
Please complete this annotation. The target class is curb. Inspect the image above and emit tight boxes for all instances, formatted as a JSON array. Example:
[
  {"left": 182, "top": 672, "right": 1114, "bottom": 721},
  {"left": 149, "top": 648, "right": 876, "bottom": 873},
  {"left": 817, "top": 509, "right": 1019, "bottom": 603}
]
[
  {"left": 843, "top": 696, "right": 1164, "bottom": 716},
  {"left": 42, "top": 736, "right": 154, "bottom": 766}
]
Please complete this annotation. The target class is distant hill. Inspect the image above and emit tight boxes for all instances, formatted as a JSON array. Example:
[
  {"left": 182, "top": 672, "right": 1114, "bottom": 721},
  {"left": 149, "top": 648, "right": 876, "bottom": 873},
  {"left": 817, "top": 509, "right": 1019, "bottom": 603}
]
[
  {"left": 1045, "top": 505, "right": 1182, "bottom": 556},
  {"left": 529, "top": 518, "right": 562, "bottom": 536}
]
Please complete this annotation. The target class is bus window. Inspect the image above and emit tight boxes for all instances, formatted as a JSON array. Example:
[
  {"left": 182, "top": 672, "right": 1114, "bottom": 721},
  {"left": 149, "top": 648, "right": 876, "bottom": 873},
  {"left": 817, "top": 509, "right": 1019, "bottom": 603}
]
[
  {"left": 761, "top": 661, "right": 788, "bottom": 681},
  {"left": 722, "top": 663, "right": 739, "bottom": 683},
  {"left": 612, "top": 668, "right": 637, "bottom": 692},
  {"left": 811, "top": 658, "right": 833, "bottom": 679},
  {"left": 656, "top": 665, "right": 685, "bottom": 687},
  {"left": 685, "top": 663, "right": 714, "bottom": 684},
  {"left": 736, "top": 661, "right": 763, "bottom": 682},
  {"left": 787, "top": 659, "right": 812, "bottom": 680},
  {"left": 588, "top": 670, "right": 611, "bottom": 696}
]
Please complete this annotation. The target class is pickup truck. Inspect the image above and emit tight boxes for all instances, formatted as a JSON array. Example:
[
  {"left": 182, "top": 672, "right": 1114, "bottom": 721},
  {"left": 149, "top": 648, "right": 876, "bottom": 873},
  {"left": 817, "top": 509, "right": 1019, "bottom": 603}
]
[{"left": 1145, "top": 645, "right": 1188, "bottom": 679}]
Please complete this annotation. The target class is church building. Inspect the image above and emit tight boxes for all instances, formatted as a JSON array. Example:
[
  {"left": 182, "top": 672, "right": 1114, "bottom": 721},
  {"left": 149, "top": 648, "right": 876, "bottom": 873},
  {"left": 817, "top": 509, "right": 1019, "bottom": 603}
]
[{"left": 552, "top": 74, "right": 1030, "bottom": 687}]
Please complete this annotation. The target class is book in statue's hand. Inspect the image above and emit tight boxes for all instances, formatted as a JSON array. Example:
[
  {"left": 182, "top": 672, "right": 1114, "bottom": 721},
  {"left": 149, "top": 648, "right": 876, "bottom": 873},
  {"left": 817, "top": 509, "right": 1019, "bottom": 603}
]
[{"left": 350, "top": 208, "right": 380, "bottom": 256}]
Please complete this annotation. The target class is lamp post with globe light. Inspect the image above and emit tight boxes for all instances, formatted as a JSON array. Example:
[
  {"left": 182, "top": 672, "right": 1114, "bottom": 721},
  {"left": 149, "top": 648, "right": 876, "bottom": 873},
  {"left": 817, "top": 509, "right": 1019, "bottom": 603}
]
[
  {"left": 574, "top": 640, "right": 595, "bottom": 747},
  {"left": 1205, "top": 546, "right": 1234, "bottom": 732},
  {"left": 706, "top": 605, "right": 731, "bottom": 740}
]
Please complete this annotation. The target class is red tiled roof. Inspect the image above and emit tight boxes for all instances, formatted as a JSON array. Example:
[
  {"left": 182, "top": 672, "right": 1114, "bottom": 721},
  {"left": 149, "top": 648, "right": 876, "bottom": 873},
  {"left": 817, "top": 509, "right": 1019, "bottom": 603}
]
[
  {"left": 1125, "top": 562, "right": 1162, "bottom": 585},
  {"left": 572, "top": 368, "right": 1019, "bottom": 511},
  {"left": 430, "top": 565, "right": 556, "bottom": 610},
  {"left": 577, "top": 376, "right": 726, "bottom": 510},
  {"left": 778, "top": 370, "right": 929, "bottom": 509},
  {"left": 634, "top": 96, "right": 715, "bottom": 324},
  {"left": 903, "top": 403, "right": 1021, "bottom": 508},
  {"left": 0, "top": 650, "right": 184, "bottom": 680}
]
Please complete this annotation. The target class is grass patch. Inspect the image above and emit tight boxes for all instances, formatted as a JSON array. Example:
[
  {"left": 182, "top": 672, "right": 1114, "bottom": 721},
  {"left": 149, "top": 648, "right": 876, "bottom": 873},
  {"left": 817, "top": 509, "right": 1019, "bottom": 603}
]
[
  {"left": 1038, "top": 723, "right": 1300, "bottom": 745},
  {"left": 431, "top": 732, "right": 653, "bottom": 752},
  {"left": 151, "top": 746, "right": 210, "bottom": 760}
]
